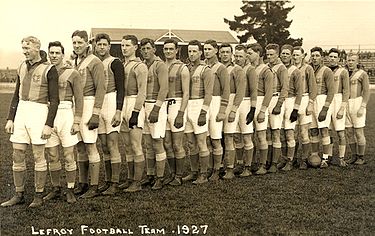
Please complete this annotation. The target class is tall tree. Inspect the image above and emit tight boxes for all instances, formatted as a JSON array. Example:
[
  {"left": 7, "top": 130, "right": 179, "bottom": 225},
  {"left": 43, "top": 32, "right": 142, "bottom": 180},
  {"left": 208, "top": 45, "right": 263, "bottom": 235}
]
[{"left": 224, "top": 0, "right": 302, "bottom": 48}]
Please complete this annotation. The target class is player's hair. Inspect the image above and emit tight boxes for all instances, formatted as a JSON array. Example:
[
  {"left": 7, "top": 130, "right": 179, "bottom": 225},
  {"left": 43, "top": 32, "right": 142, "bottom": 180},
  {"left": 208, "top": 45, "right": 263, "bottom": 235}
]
[
  {"left": 347, "top": 52, "right": 359, "bottom": 60},
  {"left": 219, "top": 43, "right": 233, "bottom": 52},
  {"left": 95, "top": 33, "right": 111, "bottom": 44},
  {"left": 293, "top": 46, "right": 305, "bottom": 54},
  {"left": 140, "top": 38, "right": 155, "bottom": 48},
  {"left": 71, "top": 30, "right": 88, "bottom": 42},
  {"left": 204, "top": 39, "right": 218, "bottom": 49},
  {"left": 281, "top": 44, "right": 294, "bottom": 54},
  {"left": 188, "top": 40, "right": 203, "bottom": 51},
  {"left": 122, "top": 35, "right": 138, "bottom": 46},
  {"left": 48, "top": 41, "right": 65, "bottom": 54},
  {"left": 247, "top": 43, "right": 263, "bottom": 57},
  {"left": 310, "top": 46, "right": 323, "bottom": 55},
  {"left": 265, "top": 43, "right": 280, "bottom": 54},
  {"left": 235, "top": 44, "right": 247, "bottom": 52},
  {"left": 21, "top": 36, "right": 41, "bottom": 49},
  {"left": 328, "top": 48, "right": 340, "bottom": 57},
  {"left": 164, "top": 39, "right": 178, "bottom": 48}
]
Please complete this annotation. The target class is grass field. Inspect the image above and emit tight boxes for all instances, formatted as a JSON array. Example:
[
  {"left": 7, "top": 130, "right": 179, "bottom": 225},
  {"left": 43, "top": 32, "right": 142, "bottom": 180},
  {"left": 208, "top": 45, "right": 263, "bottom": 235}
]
[{"left": 0, "top": 92, "right": 374, "bottom": 236}]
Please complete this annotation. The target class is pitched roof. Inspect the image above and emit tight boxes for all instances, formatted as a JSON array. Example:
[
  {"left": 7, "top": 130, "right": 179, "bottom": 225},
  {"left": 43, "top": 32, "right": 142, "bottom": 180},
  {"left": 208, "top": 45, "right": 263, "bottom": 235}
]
[{"left": 90, "top": 28, "right": 238, "bottom": 43}]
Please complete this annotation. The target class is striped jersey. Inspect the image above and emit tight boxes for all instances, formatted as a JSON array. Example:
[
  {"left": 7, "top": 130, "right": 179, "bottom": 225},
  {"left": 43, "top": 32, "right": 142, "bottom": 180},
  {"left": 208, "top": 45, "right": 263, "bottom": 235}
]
[
  {"left": 331, "top": 66, "right": 350, "bottom": 103},
  {"left": 312, "top": 64, "right": 335, "bottom": 106},
  {"left": 167, "top": 60, "right": 187, "bottom": 98},
  {"left": 75, "top": 51, "right": 106, "bottom": 114},
  {"left": 145, "top": 56, "right": 168, "bottom": 107},
  {"left": 268, "top": 62, "right": 289, "bottom": 103},
  {"left": 297, "top": 63, "right": 317, "bottom": 101},
  {"left": 348, "top": 69, "right": 370, "bottom": 105},
  {"left": 124, "top": 57, "right": 147, "bottom": 112}
]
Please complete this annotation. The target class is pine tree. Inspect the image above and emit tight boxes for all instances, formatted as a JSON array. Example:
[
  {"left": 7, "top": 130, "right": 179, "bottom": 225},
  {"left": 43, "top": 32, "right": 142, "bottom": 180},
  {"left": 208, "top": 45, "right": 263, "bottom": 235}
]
[{"left": 224, "top": 0, "right": 302, "bottom": 48}]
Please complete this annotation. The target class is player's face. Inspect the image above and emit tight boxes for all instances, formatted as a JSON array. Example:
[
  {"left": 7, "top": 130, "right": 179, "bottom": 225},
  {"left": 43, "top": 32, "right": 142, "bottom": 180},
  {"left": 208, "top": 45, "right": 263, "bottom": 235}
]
[
  {"left": 141, "top": 43, "right": 156, "bottom": 60},
  {"left": 22, "top": 41, "right": 39, "bottom": 61},
  {"left": 163, "top": 43, "right": 178, "bottom": 60},
  {"left": 347, "top": 55, "right": 359, "bottom": 70},
  {"left": 293, "top": 50, "right": 303, "bottom": 64},
  {"left": 266, "top": 49, "right": 278, "bottom": 64},
  {"left": 247, "top": 48, "right": 259, "bottom": 64},
  {"left": 48, "top": 46, "right": 64, "bottom": 66},
  {"left": 328, "top": 52, "right": 340, "bottom": 66},
  {"left": 204, "top": 44, "right": 217, "bottom": 60},
  {"left": 311, "top": 51, "right": 322, "bottom": 66},
  {"left": 188, "top": 45, "right": 202, "bottom": 63},
  {"left": 72, "top": 36, "right": 88, "bottom": 56},
  {"left": 219, "top": 47, "right": 232, "bottom": 63},
  {"left": 234, "top": 49, "right": 247, "bottom": 67},
  {"left": 95, "top": 38, "right": 110, "bottom": 57},
  {"left": 280, "top": 49, "right": 292, "bottom": 64},
  {"left": 121, "top": 39, "right": 137, "bottom": 58}
]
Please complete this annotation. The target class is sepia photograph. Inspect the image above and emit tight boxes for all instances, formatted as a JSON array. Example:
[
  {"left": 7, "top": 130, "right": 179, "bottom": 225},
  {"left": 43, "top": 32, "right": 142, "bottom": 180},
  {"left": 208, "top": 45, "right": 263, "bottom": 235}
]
[{"left": 0, "top": 0, "right": 374, "bottom": 235}]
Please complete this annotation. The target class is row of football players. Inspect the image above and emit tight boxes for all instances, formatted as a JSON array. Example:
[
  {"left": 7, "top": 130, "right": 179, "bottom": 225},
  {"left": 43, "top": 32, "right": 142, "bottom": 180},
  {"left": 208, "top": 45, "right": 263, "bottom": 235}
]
[{"left": 1, "top": 31, "right": 369, "bottom": 208}]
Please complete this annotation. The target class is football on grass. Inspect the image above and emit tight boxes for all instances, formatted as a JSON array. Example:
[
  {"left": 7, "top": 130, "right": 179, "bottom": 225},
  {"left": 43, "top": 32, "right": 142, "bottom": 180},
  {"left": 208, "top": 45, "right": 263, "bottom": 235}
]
[{"left": 308, "top": 153, "right": 321, "bottom": 168}]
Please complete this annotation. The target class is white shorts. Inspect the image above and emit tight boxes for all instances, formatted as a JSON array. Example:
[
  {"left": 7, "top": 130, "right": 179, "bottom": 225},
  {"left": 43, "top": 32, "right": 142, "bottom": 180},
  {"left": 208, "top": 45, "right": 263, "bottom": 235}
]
[
  {"left": 120, "top": 96, "right": 145, "bottom": 133},
  {"left": 208, "top": 96, "right": 223, "bottom": 139},
  {"left": 77, "top": 96, "right": 98, "bottom": 144},
  {"left": 268, "top": 95, "right": 285, "bottom": 130},
  {"left": 98, "top": 92, "right": 121, "bottom": 135},
  {"left": 297, "top": 94, "right": 312, "bottom": 125},
  {"left": 234, "top": 98, "right": 254, "bottom": 134},
  {"left": 166, "top": 98, "right": 187, "bottom": 133},
  {"left": 254, "top": 96, "right": 269, "bottom": 131},
  {"left": 283, "top": 97, "right": 297, "bottom": 130},
  {"left": 10, "top": 100, "right": 48, "bottom": 145},
  {"left": 185, "top": 99, "right": 209, "bottom": 135},
  {"left": 311, "top": 94, "right": 332, "bottom": 129},
  {"left": 46, "top": 101, "right": 79, "bottom": 148},
  {"left": 346, "top": 97, "right": 366, "bottom": 128},
  {"left": 330, "top": 93, "right": 346, "bottom": 131},
  {"left": 143, "top": 101, "right": 167, "bottom": 139}
]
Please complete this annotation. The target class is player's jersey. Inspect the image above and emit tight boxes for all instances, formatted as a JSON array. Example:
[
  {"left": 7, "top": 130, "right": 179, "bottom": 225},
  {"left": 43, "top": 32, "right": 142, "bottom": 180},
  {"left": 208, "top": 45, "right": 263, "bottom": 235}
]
[
  {"left": 124, "top": 57, "right": 147, "bottom": 111},
  {"left": 332, "top": 66, "right": 350, "bottom": 103},
  {"left": 18, "top": 61, "right": 53, "bottom": 104},
  {"left": 348, "top": 69, "right": 370, "bottom": 103},
  {"left": 102, "top": 56, "right": 116, "bottom": 93},
  {"left": 207, "top": 59, "right": 230, "bottom": 113},
  {"left": 145, "top": 56, "right": 168, "bottom": 103},
  {"left": 167, "top": 60, "right": 185, "bottom": 98},
  {"left": 298, "top": 63, "right": 317, "bottom": 100},
  {"left": 256, "top": 63, "right": 274, "bottom": 110},
  {"left": 188, "top": 61, "right": 214, "bottom": 110},
  {"left": 227, "top": 63, "right": 246, "bottom": 109}
]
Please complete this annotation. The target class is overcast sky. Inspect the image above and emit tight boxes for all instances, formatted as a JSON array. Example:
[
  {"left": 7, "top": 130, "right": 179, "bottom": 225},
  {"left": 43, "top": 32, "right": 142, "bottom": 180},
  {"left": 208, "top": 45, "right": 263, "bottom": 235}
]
[{"left": 1, "top": 0, "right": 374, "bottom": 68}]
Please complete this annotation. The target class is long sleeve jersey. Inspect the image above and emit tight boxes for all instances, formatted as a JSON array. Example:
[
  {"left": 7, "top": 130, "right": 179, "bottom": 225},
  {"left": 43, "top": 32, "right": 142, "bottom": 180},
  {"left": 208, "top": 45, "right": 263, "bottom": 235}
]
[
  {"left": 102, "top": 56, "right": 125, "bottom": 110},
  {"left": 75, "top": 51, "right": 106, "bottom": 115},
  {"left": 255, "top": 63, "right": 274, "bottom": 112},
  {"left": 227, "top": 63, "right": 246, "bottom": 112},
  {"left": 124, "top": 57, "right": 148, "bottom": 112},
  {"left": 188, "top": 61, "right": 214, "bottom": 112},
  {"left": 243, "top": 64, "right": 258, "bottom": 107},
  {"left": 298, "top": 63, "right": 317, "bottom": 101},
  {"left": 207, "top": 58, "right": 230, "bottom": 114},
  {"left": 268, "top": 62, "right": 289, "bottom": 104},
  {"left": 348, "top": 68, "right": 370, "bottom": 106},
  {"left": 8, "top": 55, "right": 59, "bottom": 127},
  {"left": 57, "top": 66, "right": 84, "bottom": 124},
  {"left": 285, "top": 64, "right": 303, "bottom": 109},
  {"left": 145, "top": 56, "right": 169, "bottom": 107},
  {"left": 312, "top": 64, "right": 335, "bottom": 107},
  {"left": 330, "top": 66, "right": 350, "bottom": 104}
]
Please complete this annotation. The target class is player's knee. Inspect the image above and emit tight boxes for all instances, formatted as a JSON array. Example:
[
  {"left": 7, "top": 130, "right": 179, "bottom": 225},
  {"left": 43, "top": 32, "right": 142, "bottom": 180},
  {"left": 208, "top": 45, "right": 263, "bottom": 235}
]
[
  {"left": 12, "top": 149, "right": 26, "bottom": 171},
  {"left": 134, "top": 154, "right": 144, "bottom": 163},
  {"left": 320, "top": 128, "right": 329, "bottom": 137},
  {"left": 311, "top": 135, "right": 320, "bottom": 144},
  {"left": 156, "top": 152, "right": 167, "bottom": 162},
  {"left": 65, "top": 154, "right": 77, "bottom": 172},
  {"left": 322, "top": 136, "right": 330, "bottom": 146},
  {"left": 285, "top": 130, "right": 295, "bottom": 141},
  {"left": 35, "top": 158, "right": 47, "bottom": 172},
  {"left": 310, "top": 128, "right": 319, "bottom": 137},
  {"left": 300, "top": 128, "right": 310, "bottom": 144},
  {"left": 49, "top": 161, "right": 62, "bottom": 172},
  {"left": 356, "top": 129, "right": 366, "bottom": 145},
  {"left": 287, "top": 139, "right": 296, "bottom": 148}
]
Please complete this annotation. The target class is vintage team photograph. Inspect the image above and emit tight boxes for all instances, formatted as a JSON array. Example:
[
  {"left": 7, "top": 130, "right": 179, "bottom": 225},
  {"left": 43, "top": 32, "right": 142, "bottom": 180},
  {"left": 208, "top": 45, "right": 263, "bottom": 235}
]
[{"left": 0, "top": 0, "right": 374, "bottom": 235}]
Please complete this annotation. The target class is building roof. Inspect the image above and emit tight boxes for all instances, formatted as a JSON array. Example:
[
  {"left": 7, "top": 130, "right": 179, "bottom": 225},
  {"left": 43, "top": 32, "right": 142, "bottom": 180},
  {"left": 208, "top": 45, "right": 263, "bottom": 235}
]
[{"left": 90, "top": 28, "right": 238, "bottom": 44}]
